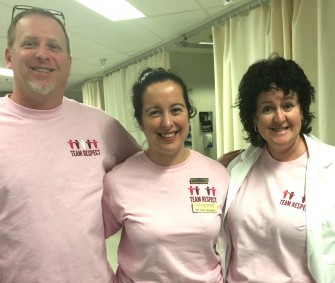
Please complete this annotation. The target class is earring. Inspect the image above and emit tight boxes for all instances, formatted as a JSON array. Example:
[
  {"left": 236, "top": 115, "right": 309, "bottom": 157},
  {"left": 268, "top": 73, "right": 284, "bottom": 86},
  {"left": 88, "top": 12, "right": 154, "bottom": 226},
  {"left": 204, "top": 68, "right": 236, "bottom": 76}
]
[{"left": 254, "top": 125, "right": 258, "bottom": 133}]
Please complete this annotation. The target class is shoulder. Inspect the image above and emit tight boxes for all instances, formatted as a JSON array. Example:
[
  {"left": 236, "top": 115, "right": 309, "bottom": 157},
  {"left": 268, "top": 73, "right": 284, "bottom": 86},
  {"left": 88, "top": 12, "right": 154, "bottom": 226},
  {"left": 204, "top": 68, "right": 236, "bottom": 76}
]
[
  {"left": 64, "top": 98, "right": 134, "bottom": 138},
  {"left": 191, "top": 150, "right": 230, "bottom": 176},
  {"left": 0, "top": 97, "right": 5, "bottom": 109},
  {"left": 191, "top": 150, "right": 220, "bottom": 164},
  {"left": 227, "top": 145, "right": 262, "bottom": 171},
  {"left": 306, "top": 134, "right": 335, "bottom": 151},
  {"left": 106, "top": 151, "right": 143, "bottom": 175},
  {"left": 103, "top": 152, "right": 145, "bottom": 194},
  {"left": 305, "top": 134, "right": 335, "bottom": 166},
  {"left": 64, "top": 97, "right": 114, "bottom": 121},
  {"left": 217, "top": 149, "right": 245, "bottom": 167}
]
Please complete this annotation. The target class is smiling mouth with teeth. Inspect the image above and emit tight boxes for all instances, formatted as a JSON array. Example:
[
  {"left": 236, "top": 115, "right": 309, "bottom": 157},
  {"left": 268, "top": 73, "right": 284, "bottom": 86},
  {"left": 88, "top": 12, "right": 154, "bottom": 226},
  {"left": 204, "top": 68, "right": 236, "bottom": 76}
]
[
  {"left": 272, "top": 127, "right": 289, "bottom": 132},
  {"left": 161, "top": 132, "right": 175, "bottom": 138},
  {"left": 32, "top": 67, "right": 53, "bottom": 73}
]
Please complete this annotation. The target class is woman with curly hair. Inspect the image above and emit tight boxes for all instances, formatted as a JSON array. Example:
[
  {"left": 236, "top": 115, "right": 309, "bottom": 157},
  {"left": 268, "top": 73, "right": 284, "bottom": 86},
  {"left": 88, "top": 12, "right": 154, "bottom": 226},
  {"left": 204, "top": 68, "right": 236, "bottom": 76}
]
[{"left": 220, "top": 54, "right": 335, "bottom": 283}]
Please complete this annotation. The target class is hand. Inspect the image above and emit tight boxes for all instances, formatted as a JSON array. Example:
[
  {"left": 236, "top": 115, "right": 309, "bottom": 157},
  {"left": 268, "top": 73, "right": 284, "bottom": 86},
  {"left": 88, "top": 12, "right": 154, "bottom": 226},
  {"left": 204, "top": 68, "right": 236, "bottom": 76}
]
[{"left": 217, "top": 149, "right": 244, "bottom": 167}]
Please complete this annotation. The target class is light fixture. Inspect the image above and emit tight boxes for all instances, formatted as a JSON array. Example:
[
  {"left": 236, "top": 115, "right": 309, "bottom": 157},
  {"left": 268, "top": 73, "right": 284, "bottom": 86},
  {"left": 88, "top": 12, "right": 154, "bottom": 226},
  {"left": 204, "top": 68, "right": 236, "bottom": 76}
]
[
  {"left": 0, "top": 68, "right": 13, "bottom": 77},
  {"left": 199, "top": 34, "right": 213, "bottom": 45},
  {"left": 99, "top": 58, "right": 107, "bottom": 69},
  {"left": 224, "top": 0, "right": 233, "bottom": 5},
  {"left": 74, "top": 0, "right": 145, "bottom": 21},
  {"left": 198, "top": 42, "right": 213, "bottom": 45}
]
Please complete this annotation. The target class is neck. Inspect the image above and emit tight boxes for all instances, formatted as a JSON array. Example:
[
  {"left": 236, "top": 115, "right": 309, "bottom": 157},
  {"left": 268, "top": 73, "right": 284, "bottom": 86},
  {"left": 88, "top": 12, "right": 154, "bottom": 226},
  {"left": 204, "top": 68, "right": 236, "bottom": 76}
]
[
  {"left": 145, "top": 148, "right": 190, "bottom": 166},
  {"left": 267, "top": 136, "right": 307, "bottom": 161},
  {"left": 9, "top": 91, "right": 63, "bottom": 110}
]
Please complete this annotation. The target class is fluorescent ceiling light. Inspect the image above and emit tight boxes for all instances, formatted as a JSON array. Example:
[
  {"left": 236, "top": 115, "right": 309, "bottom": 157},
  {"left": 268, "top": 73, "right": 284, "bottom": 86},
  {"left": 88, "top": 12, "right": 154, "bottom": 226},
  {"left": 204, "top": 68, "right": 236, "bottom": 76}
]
[
  {"left": 74, "top": 0, "right": 145, "bottom": 21},
  {"left": 198, "top": 42, "right": 213, "bottom": 45},
  {"left": 0, "top": 68, "right": 13, "bottom": 77}
]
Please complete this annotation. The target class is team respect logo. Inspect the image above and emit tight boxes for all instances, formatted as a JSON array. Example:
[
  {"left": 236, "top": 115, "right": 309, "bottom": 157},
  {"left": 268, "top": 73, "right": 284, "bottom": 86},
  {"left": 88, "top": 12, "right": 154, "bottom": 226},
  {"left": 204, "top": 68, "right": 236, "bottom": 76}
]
[{"left": 67, "top": 139, "right": 101, "bottom": 157}]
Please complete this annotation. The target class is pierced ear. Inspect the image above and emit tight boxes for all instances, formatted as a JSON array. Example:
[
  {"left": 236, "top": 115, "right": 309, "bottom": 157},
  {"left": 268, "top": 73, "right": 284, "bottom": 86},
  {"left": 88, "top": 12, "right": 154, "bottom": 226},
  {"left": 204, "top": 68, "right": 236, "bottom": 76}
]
[
  {"left": 252, "top": 115, "right": 257, "bottom": 126},
  {"left": 252, "top": 115, "right": 259, "bottom": 132}
]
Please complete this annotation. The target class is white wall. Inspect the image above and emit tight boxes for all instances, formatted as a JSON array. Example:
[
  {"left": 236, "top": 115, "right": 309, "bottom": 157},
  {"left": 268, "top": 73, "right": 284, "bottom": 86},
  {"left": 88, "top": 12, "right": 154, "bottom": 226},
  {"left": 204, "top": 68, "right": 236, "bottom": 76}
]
[{"left": 170, "top": 50, "right": 217, "bottom": 159}]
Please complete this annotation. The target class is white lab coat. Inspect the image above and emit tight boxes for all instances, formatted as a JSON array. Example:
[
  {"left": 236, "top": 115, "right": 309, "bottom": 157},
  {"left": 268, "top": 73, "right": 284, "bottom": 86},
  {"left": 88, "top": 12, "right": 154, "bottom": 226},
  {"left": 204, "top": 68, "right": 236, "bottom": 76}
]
[{"left": 219, "top": 134, "right": 335, "bottom": 283}]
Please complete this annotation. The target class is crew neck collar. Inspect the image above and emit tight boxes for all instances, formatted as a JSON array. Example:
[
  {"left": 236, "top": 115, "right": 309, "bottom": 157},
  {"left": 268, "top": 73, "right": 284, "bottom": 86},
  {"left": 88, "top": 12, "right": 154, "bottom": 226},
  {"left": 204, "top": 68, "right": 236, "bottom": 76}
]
[{"left": 4, "top": 94, "right": 66, "bottom": 119}]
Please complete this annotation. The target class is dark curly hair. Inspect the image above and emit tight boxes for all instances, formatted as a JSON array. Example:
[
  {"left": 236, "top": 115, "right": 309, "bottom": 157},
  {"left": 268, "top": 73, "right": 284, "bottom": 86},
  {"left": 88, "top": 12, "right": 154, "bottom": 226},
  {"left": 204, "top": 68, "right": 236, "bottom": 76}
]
[
  {"left": 235, "top": 54, "right": 315, "bottom": 147},
  {"left": 132, "top": 67, "right": 197, "bottom": 125}
]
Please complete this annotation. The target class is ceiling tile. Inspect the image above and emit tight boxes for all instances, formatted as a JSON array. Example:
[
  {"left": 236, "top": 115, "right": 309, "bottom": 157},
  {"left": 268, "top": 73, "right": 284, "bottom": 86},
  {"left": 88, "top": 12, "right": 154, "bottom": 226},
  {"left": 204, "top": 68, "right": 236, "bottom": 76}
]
[
  {"left": 0, "top": 0, "right": 253, "bottom": 93},
  {"left": 69, "top": 21, "right": 162, "bottom": 53},
  {"left": 127, "top": 0, "right": 202, "bottom": 16},
  {"left": 136, "top": 10, "right": 209, "bottom": 41}
]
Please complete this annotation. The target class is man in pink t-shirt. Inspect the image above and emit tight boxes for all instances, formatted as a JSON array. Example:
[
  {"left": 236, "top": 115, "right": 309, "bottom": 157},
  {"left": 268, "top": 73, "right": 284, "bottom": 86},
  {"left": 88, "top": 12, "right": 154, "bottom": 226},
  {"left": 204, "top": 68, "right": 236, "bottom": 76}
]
[{"left": 0, "top": 6, "right": 139, "bottom": 283}]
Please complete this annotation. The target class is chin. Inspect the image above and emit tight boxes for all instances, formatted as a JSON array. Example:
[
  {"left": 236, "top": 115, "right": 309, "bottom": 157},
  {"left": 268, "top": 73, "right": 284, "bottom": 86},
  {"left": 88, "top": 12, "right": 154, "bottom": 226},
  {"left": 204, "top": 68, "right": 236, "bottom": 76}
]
[{"left": 28, "top": 81, "right": 55, "bottom": 96}]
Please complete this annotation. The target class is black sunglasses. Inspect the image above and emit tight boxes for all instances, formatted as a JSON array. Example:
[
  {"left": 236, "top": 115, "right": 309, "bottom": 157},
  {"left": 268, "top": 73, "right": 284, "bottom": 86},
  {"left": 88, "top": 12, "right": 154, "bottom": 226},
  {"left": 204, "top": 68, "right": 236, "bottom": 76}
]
[{"left": 11, "top": 5, "right": 66, "bottom": 26}]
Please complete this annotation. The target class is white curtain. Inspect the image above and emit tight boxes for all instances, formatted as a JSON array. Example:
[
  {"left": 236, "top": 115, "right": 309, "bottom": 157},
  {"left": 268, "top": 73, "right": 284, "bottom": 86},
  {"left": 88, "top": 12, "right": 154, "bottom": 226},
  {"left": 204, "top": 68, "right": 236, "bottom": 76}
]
[
  {"left": 103, "top": 49, "right": 170, "bottom": 147},
  {"left": 82, "top": 78, "right": 105, "bottom": 110},
  {"left": 291, "top": 0, "right": 335, "bottom": 144},
  {"left": 213, "top": 0, "right": 335, "bottom": 157}
]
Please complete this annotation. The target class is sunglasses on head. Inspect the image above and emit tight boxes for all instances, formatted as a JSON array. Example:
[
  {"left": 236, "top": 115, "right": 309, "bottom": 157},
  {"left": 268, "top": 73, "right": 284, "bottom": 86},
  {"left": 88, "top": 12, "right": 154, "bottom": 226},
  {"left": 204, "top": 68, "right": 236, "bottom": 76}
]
[{"left": 11, "top": 5, "right": 66, "bottom": 26}]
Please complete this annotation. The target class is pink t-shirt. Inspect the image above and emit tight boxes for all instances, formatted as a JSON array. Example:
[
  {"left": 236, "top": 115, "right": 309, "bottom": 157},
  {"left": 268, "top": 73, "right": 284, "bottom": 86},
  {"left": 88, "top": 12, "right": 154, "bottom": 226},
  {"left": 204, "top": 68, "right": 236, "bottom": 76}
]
[
  {"left": 103, "top": 150, "right": 230, "bottom": 283},
  {"left": 227, "top": 149, "right": 315, "bottom": 282},
  {"left": 0, "top": 95, "right": 139, "bottom": 283}
]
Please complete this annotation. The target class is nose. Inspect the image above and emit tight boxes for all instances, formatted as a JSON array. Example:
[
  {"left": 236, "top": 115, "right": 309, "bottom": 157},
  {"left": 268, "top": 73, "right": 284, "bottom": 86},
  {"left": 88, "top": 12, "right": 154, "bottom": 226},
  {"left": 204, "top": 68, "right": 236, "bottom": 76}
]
[
  {"left": 35, "top": 45, "right": 50, "bottom": 60},
  {"left": 273, "top": 109, "right": 286, "bottom": 123},
  {"left": 161, "top": 112, "right": 173, "bottom": 129}
]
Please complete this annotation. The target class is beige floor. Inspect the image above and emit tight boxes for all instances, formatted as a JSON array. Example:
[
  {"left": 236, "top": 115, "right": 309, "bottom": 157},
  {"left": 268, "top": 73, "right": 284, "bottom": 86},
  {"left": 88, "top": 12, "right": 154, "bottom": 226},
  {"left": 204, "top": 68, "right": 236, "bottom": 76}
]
[{"left": 106, "top": 230, "right": 121, "bottom": 271}]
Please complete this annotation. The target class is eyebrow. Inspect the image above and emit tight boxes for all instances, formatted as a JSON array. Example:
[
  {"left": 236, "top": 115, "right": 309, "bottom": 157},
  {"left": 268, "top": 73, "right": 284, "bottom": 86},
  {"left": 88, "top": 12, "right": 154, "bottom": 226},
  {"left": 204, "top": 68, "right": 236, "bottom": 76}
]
[
  {"left": 20, "top": 36, "right": 62, "bottom": 45},
  {"left": 144, "top": 106, "right": 158, "bottom": 113},
  {"left": 144, "top": 103, "right": 185, "bottom": 112},
  {"left": 260, "top": 98, "right": 296, "bottom": 104},
  {"left": 171, "top": 103, "right": 186, "bottom": 107}
]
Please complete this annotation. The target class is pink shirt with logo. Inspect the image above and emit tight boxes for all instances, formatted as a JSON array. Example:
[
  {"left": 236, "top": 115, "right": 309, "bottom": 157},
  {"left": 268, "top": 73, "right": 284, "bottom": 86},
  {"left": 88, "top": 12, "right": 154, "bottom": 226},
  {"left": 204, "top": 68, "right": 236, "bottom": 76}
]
[
  {"left": 227, "top": 149, "right": 315, "bottom": 282},
  {"left": 0, "top": 95, "right": 139, "bottom": 283},
  {"left": 103, "top": 150, "right": 230, "bottom": 283}
]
